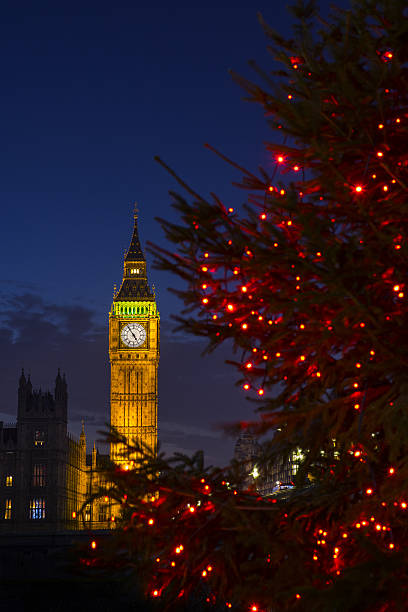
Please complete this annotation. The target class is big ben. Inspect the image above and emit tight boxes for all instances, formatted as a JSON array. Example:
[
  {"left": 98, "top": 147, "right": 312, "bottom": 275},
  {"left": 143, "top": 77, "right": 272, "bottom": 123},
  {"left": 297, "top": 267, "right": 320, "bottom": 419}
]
[{"left": 109, "top": 206, "right": 159, "bottom": 464}]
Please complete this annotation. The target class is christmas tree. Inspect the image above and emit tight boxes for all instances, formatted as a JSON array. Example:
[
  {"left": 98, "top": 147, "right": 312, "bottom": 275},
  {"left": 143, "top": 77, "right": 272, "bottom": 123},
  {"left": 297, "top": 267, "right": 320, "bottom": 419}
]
[{"left": 89, "top": 1, "right": 408, "bottom": 610}]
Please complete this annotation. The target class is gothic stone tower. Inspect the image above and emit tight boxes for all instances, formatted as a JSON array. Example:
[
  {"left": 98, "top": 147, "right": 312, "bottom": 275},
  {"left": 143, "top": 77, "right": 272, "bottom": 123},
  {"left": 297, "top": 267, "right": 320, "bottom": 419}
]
[{"left": 109, "top": 208, "right": 159, "bottom": 464}]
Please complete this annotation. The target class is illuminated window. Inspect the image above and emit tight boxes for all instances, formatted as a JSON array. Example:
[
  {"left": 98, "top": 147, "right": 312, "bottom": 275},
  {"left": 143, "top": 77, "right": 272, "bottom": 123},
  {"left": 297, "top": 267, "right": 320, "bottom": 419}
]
[
  {"left": 34, "top": 430, "right": 46, "bottom": 447},
  {"left": 29, "top": 498, "right": 46, "bottom": 519},
  {"left": 98, "top": 505, "right": 108, "bottom": 522},
  {"left": 5, "top": 475, "right": 13, "bottom": 487},
  {"left": 32, "top": 464, "right": 46, "bottom": 487},
  {"left": 4, "top": 499, "right": 11, "bottom": 520},
  {"left": 85, "top": 504, "right": 91, "bottom": 522},
  {"left": 130, "top": 268, "right": 140, "bottom": 274}
]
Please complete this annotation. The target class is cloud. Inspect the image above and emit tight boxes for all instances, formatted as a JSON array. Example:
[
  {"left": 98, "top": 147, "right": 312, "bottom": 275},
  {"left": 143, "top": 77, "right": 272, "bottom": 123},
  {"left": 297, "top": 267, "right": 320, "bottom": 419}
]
[
  {"left": 0, "top": 286, "right": 108, "bottom": 427},
  {"left": 0, "top": 280, "right": 40, "bottom": 291},
  {"left": 160, "top": 420, "right": 223, "bottom": 440}
]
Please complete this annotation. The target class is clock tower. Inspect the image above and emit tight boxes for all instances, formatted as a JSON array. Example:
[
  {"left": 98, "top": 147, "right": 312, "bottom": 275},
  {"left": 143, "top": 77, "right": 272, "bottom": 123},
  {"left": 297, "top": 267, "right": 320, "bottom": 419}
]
[{"left": 109, "top": 207, "right": 159, "bottom": 464}]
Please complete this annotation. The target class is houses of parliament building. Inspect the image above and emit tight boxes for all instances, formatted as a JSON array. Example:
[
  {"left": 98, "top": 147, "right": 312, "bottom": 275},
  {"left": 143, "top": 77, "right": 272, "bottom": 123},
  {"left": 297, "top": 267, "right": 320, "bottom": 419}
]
[{"left": 0, "top": 209, "right": 160, "bottom": 532}]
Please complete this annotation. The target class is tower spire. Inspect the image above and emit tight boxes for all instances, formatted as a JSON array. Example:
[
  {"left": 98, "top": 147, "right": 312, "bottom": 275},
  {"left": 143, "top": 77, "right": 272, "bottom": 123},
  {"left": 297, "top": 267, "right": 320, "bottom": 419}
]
[
  {"left": 80, "top": 419, "right": 86, "bottom": 445},
  {"left": 125, "top": 202, "right": 145, "bottom": 263},
  {"left": 114, "top": 205, "right": 154, "bottom": 302}
]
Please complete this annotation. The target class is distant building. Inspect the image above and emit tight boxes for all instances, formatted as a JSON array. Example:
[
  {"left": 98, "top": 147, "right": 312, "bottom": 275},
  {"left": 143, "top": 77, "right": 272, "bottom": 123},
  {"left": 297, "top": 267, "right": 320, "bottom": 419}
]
[
  {"left": 234, "top": 431, "right": 299, "bottom": 496},
  {"left": 256, "top": 453, "right": 299, "bottom": 497},
  {"left": 0, "top": 370, "right": 84, "bottom": 531},
  {"left": 0, "top": 371, "right": 113, "bottom": 532},
  {"left": 234, "top": 432, "right": 261, "bottom": 487}
]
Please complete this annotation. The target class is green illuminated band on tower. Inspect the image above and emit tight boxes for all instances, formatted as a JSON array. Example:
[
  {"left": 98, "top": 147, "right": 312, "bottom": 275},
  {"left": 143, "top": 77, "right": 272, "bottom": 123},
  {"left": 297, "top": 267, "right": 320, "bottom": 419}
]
[{"left": 112, "top": 301, "right": 158, "bottom": 317}]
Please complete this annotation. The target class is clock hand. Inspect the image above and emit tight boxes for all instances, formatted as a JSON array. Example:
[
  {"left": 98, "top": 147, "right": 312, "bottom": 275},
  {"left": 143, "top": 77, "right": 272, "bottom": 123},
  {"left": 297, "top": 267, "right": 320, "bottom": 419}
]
[{"left": 129, "top": 328, "right": 139, "bottom": 341}]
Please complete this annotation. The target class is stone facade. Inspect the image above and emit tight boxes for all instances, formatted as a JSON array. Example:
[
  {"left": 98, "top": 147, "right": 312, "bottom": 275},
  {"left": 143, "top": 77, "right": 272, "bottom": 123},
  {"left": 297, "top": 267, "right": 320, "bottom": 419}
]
[
  {"left": 0, "top": 210, "right": 158, "bottom": 532},
  {"left": 0, "top": 371, "right": 87, "bottom": 531},
  {"left": 109, "top": 209, "right": 159, "bottom": 465}
]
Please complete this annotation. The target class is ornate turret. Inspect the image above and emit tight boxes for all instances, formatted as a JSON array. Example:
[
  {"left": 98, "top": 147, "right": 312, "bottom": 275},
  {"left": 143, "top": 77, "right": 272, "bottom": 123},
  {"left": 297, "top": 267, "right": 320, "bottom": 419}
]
[
  {"left": 54, "top": 369, "right": 68, "bottom": 422},
  {"left": 19, "top": 368, "right": 26, "bottom": 388},
  {"left": 114, "top": 205, "right": 155, "bottom": 303},
  {"left": 80, "top": 420, "right": 86, "bottom": 447},
  {"left": 18, "top": 369, "right": 28, "bottom": 414},
  {"left": 92, "top": 441, "right": 97, "bottom": 469},
  {"left": 55, "top": 368, "right": 62, "bottom": 397}
]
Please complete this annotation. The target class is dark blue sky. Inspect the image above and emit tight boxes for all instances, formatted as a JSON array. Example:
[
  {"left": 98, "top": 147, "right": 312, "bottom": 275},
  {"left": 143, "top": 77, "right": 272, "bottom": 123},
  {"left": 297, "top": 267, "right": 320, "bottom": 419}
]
[{"left": 0, "top": 0, "right": 348, "bottom": 464}]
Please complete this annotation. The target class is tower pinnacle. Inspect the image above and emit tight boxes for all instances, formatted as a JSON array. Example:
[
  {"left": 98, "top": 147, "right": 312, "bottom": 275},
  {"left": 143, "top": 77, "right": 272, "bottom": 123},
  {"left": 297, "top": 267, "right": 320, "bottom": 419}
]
[
  {"left": 114, "top": 206, "right": 154, "bottom": 302},
  {"left": 125, "top": 205, "right": 145, "bottom": 263}
]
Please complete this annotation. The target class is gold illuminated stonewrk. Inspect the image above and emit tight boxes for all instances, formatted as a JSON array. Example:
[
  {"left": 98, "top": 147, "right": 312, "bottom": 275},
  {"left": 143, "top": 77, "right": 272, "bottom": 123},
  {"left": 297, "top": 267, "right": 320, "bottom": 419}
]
[{"left": 109, "top": 209, "right": 159, "bottom": 465}]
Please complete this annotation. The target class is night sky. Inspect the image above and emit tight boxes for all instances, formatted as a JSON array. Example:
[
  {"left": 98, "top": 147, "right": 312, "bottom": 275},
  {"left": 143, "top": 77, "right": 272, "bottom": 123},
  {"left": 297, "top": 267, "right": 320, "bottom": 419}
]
[{"left": 0, "top": 0, "right": 348, "bottom": 465}]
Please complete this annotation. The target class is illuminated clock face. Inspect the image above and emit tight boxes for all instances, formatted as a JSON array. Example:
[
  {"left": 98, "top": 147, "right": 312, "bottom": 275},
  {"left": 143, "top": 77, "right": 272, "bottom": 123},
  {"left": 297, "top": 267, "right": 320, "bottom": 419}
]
[{"left": 120, "top": 322, "right": 147, "bottom": 348}]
